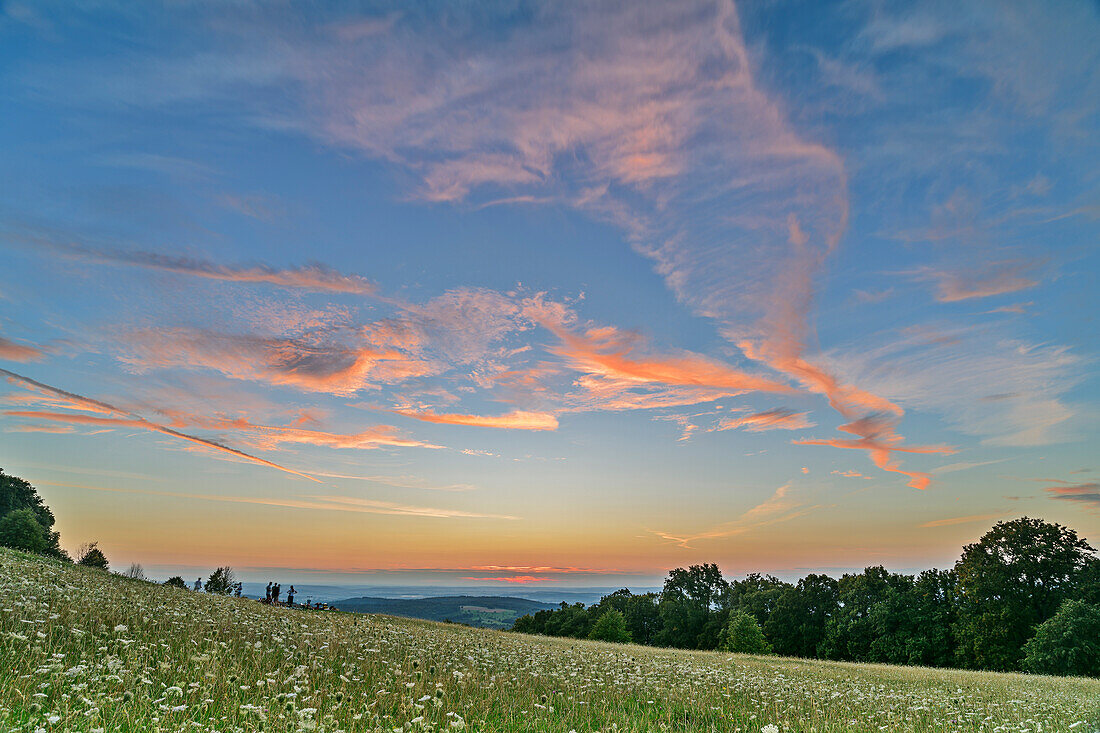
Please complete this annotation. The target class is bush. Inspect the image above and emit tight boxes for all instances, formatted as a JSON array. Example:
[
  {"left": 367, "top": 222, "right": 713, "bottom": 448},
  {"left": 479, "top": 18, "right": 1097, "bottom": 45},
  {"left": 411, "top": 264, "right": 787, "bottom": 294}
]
[
  {"left": 77, "top": 542, "right": 109, "bottom": 570},
  {"left": 0, "top": 509, "right": 48, "bottom": 554},
  {"left": 1022, "top": 600, "right": 1100, "bottom": 677},
  {"left": 163, "top": 576, "right": 187, "bottom": 589},
  {"left": 588, "top": 609, "right": 631, "bottom": 643},
  {"left": 719, "top": 609, "right": 773, "bottom": 654}
]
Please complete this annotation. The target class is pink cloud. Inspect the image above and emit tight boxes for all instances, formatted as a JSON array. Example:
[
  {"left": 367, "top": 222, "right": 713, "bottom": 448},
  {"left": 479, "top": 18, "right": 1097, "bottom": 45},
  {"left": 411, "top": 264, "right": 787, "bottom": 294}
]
[
  {"left": 1044, "top": 482, "right": 1100, "bottom": 507},
  {"left": 120, "top": 328, "right": 435, "bottom": 396},
  {"left": 914, "top": 260, "right": 1041, "bottom": 302}
]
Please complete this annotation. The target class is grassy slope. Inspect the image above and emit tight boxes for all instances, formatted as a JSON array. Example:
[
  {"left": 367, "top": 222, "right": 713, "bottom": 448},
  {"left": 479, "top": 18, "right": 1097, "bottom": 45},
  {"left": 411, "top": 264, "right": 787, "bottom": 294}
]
[{"left": 1, "top": 549, "right": 1097, "bottom": 733}]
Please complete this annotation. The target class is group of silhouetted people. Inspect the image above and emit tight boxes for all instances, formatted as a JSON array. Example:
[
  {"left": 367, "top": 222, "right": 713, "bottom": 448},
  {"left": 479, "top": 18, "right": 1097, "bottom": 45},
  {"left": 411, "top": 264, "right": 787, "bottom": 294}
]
[{"left": 264, "top": 581, "right": 296, "bottom": 606}]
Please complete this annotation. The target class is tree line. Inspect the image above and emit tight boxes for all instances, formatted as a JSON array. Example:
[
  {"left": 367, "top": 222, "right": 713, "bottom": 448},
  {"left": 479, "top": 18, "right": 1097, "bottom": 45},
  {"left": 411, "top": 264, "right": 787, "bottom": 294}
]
[{"left": 513, "top": 517, "right": 1100, "bottom": 677}]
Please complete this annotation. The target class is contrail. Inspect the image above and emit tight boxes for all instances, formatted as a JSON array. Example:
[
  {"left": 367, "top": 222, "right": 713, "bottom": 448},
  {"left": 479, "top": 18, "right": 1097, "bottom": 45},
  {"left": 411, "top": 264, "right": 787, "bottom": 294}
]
[{"left": 0, "top": 368, "right": 320, "bottom": 483}]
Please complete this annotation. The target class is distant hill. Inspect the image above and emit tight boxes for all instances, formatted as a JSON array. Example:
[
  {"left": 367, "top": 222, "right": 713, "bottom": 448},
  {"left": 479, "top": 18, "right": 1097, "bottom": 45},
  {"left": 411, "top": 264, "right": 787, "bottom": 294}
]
[{"left": 333, "top": 595, "right": 557, "bottom": 629}]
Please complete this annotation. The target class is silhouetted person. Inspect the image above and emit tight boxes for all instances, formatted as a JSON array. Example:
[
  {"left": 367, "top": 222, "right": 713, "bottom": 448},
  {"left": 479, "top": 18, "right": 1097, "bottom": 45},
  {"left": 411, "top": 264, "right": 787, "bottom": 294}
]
[
  {"left": 287, "top": 585, "right": 296, "bottom": 606},
  {"left": 193, "top": 577, "right": 202, "bottom": 591},
  {"left": 273, "top": 583, "right": 281, "bottom": 604},
  {"left": 235, "top": 582, "right": 242, "bottom": 598},
  {"left": 265, "top": 582, "right": 273, "bottom": 603}
]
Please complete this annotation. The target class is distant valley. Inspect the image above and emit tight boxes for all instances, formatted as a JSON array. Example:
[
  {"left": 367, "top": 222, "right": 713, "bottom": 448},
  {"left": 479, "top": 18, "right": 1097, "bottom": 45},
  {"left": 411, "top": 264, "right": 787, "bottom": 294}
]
[{"left": 332, "top": 595, "right": 557, "bottom": 629}]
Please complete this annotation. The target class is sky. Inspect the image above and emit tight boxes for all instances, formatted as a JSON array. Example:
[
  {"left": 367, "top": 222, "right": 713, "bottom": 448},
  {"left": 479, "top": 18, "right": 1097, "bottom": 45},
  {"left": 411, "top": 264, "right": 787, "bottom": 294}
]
[{"left": 0, "top": 0, "right": 1097, "bottom": 588}]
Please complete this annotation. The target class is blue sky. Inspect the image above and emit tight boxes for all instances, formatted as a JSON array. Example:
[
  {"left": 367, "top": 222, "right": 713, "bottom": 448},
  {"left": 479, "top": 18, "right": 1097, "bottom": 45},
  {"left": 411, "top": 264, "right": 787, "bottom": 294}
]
[{"left": 0, "top": 0, "right": 1097, "bottom": 586}]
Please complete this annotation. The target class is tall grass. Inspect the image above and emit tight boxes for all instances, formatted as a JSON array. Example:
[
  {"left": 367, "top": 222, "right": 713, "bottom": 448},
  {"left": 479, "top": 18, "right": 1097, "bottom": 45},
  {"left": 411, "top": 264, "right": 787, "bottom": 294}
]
[{"left": 1, "top": 548, "right": 1096, "bottom": 732}]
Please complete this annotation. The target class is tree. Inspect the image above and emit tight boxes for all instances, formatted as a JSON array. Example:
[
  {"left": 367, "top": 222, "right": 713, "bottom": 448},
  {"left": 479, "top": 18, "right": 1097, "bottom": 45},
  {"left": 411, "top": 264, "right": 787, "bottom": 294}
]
[
  {"left": 204, "top": 566, "right": 236, "bottom": 594},
  {"left": 733, "top": 573, "right": 791, "bottom": 630},
  {"left": 823, "top": 566, "right": 915, "bottom": 663},
  {"left": 588, "top": 609, "right": 631, "bottom": 643},
  {"left": 657, "top": 564, "right": 729, "bottom": 649},
  {"left": 764, "top": 574, "right": 839, "bottom": 658},
  {"left": 954, "top": 517, "right": 1095, "bottom": 671},
  {"left": 719, "top": 609, "right": 772, "bottom": 654},
  {"left": 123, "top": 562, "right": 146, "bottom": 580},
  {"left": 0, "top": 469, "right": 65, "bottom": 559},
  {"left": 1022, "top": 600, "right": 1100, "bottom": 677},
  {"left": 163, "top": 576, "right": 187, "bottom": 589},
  {"left": 77, "top": 542, "right": 109, "bottom": 570},
  {"left": 0, "top": 508, "right": 48, "bottom": 554}
]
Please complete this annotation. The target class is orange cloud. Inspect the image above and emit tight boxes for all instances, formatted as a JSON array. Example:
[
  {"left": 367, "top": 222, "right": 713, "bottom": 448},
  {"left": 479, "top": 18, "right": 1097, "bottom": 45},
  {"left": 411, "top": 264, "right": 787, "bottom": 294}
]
[
  {"left": 919, "top": 513, "right": 1006, "bottom": 528},
  {"left": 0, "top": 337, "right": 43, "bottom": 363},
  {"left": 393, "top": 408, "right": 558, "bottom": 431},
  {"left": 549, "top": 323, "right": 795, "bottom": 394},
  {"left": 459, "top": 576, "right": 553, "bottom": 584},
  {"left": 242, "top": 423, "right": 442, "bottom": 451},
  {"left": 794, "top": 414, "right": 955, "bottom": 490},
  {"left": 5, "top": 423, "right": 76, "bottom": 434}
]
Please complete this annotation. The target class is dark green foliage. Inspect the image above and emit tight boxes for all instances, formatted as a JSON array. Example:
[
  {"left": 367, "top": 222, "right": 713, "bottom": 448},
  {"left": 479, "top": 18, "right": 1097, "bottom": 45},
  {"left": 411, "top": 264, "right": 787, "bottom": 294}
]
[
  {"left": 0, "top": 468, "right": 65, "bottom": 559},
  {"left": 511, "top": 517, "right": 1096, "bottom": 676},
  {"left": 588, "top": 608, "right": 631, "bottom": 643},
  {"left": 204, "top": 566, "right": 236, "bottom": 594},
  {"left": 719, "top": 609, "right": 771, "bottom": 654},
  {"left": 1022, "top": 600, "right": 1100, "bottom": 677},
  {"left": 657, "top": 564, "right": 730, "bottom": 649},
  {"left": 0, "top": 508, "right": 48, "bottom": 554},
  {"left": 764, "top": 574, "right": 838, "bottom": 658},
  {"left": 163, "top": 576, "right": 187, "bottom": 589},
  {"left": 953, "top": 517, "right": 1095, "bottom": 671},
  {"left": 77, "top": 542, "right": 109, "bottom": 570},
  {"left": 0, "top": 469, "right": 53, "bottom": 530}
]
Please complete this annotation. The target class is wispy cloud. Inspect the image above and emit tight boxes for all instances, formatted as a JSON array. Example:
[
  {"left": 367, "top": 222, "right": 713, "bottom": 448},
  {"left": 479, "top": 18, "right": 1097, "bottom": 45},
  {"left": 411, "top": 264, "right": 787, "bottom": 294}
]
[
  {"left": 911, "top": 260, "right": 1041, "bottom": 302},
  {"left": 919, "top": 513, "right": 1005, "bottom": 528},
  {"left": 0, "top": 337, "right": 44, "bottom": 363},
  {"left": 652, "top": 483, "right": 812, "bottom": 548},
  {"left": 712, "top": 408, "right": 813, "bottom": 433},
  {"left": 40, "top": 481, "right": 516, "bottom": 520},
  {"left": 393, "top": 408, "right": 558, "bottom": 431},
  {"left": 1044, "top": 482, "right": 1100, "bottom": 508},
  {"left": 794, "top": 414, "right": 955, "bottom": 490},
  {"left": 22, "top": 235, "right": 377, "bottom": 295},
  {"left": 831, "top": 469, "right": 872, "bottom": 480}
]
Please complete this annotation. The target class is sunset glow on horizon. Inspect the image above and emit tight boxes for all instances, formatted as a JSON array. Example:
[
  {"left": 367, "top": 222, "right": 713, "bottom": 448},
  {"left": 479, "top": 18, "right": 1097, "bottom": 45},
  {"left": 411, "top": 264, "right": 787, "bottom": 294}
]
[{"left": 0, "top": 0, "right": 1097, "bottom": 587}]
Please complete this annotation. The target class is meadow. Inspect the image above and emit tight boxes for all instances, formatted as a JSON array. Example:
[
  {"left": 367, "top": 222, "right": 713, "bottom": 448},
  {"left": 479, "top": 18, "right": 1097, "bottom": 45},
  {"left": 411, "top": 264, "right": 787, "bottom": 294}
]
[{"left": 1, "top": 549, "right": 1096, "bottom": 733}]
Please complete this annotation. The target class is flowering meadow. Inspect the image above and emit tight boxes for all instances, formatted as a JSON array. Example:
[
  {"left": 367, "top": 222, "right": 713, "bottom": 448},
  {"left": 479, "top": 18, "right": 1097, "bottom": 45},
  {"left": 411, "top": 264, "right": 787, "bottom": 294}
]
[{"left": 1, "top": 549, "right": 1097, "bottom": 733}]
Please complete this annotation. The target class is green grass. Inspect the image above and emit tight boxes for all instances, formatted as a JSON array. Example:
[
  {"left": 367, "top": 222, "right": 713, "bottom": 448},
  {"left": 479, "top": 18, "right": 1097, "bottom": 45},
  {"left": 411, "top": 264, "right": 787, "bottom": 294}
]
[{"left": 1, "top": 548, "right": 1097, "bottom": 732}]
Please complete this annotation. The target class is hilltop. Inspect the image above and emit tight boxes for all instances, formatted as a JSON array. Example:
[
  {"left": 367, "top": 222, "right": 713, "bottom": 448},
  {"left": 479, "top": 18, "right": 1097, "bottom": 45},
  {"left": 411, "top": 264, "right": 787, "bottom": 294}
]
[
  {"left": 333, "top": 596, "right": 556, "bottom": 629},
  {"left": 1, "top": 548, "right": 1096, "bottom": 732}
]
